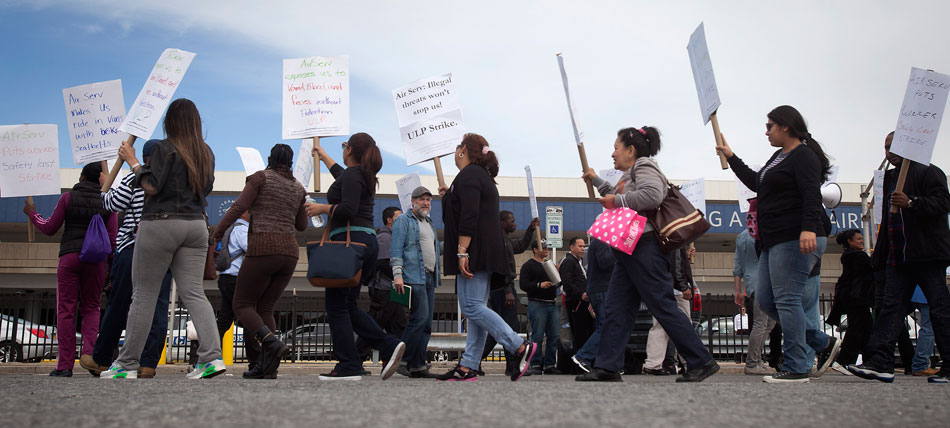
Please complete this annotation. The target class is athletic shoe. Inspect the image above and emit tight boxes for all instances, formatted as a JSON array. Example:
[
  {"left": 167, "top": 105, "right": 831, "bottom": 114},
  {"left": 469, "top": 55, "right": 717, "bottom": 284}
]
[
  {"left": 186, "top": 359, "right": 226, "bottom": 379},
  {"left": 911, "top": 368, "right": 939, "bottom": 376},
  {"left": 575, "top": 368, "right": 622, "bottom": 382},
  {"left": 79, "top": 355, "right": 107, "bottom": 376},
  {"left": 927, "top": 373, "right": 949, "bottom": 383},
  {"left": 831, "top": 362, "right": 853, "bottom": 376},
  {"left": 744, "top": 364, "right": 774, "bottom": 375},
  {"left": 49, "top": 369, "right": 72, "bottom": 377},
  {"left": 319, "top": 370, "right": 362, "bottom": 381},
  {"left": 643, "top": 367, "right": 671, "bottom": 376},
  {"left": 100, "top": 363, "right": 136, "bottom": 379},
  {"left": 676, "top": 360, "right": 720, "bottom": 383},
  {"left": 847, "top": 363, "right": 895, "bottom": 383},
  {"left": 435, "top": 365, "right": 478, "bottom": 382},
  {"left": 380, "top": 342, "right": 406, "bottom": 380},
  {"left": 763, "top": 371, "right": 809, "bottom": 383},
  {"left": 511, "top": 342, "right": 539, "bottom": 381},
  {"left": 814, "top": 336, "right": 842, "bottom": 377},
  {"left": 571, "top": 355, "right": 592, "bottom": 373}
]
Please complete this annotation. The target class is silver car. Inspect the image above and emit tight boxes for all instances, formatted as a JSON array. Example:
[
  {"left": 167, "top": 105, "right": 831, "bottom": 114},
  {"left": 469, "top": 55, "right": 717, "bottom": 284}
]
[{"left": 0, "top": 314, "right": 57, "bottom": 362}]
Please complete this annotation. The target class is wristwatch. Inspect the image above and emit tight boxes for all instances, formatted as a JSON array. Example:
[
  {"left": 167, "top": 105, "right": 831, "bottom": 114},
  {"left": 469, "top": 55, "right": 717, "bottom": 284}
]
[{"left": 908, "top": 196, "right": 917, "bottom": 208}]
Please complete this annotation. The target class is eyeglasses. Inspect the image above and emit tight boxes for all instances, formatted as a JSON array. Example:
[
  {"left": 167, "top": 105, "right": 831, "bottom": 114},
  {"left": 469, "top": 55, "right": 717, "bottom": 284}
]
[
  {"left": 765, "top": 122, "right": 776, "bottom": 132},
  {"left": 341, "top": 142, "right": 350, "bottom": 150}
]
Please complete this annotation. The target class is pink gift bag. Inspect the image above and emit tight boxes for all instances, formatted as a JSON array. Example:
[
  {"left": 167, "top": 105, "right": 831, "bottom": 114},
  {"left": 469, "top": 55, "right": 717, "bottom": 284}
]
[{"left": 587, "top": 207, "right": 648, "bottom": 255}]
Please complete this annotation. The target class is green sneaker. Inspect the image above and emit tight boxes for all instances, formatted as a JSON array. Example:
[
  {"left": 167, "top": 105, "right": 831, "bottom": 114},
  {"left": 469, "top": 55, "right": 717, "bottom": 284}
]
[
  {"left": 99, "top": 363, "right": 137, "bottom": 379},
  {"left": 186, "top": 359, "right": 226, "bottom": 379}
]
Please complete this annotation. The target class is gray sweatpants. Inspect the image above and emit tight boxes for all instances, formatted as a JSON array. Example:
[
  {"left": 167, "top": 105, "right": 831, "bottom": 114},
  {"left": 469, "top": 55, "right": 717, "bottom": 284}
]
[
  {"left": 746, "top": 296, "right": 777, "bottom": 367},
  {"left": 115, "top": 219, "right": 221, "bottom": 370}
]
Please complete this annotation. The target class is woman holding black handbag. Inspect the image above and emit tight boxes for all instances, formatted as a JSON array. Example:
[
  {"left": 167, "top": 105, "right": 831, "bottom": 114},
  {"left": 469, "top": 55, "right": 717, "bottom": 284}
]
[
  {"left": 305, "top": 133, "right": 405, "bottom": 381},
  {"left": 576, "top": 126, "right": 717, "bottom": 383}
]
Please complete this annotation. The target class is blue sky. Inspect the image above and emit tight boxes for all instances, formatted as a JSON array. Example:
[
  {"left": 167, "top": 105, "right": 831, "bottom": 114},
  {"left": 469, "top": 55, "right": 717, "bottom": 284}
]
[{"left": 2, "top": 1, "right": 950, "bottom": 184}]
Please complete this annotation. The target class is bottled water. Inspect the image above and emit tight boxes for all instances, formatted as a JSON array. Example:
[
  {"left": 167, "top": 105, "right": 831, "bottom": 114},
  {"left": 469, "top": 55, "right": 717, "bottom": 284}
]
[{"left": 305, "top": 196, "right": 325, "bottom": 228}]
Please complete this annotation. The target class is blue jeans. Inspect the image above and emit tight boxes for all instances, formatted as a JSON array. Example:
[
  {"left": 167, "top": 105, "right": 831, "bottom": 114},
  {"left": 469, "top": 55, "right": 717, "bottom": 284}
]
[
  {"left": 802, "top": 273, "right": 823, "bottom": 364},
  {"left": 756, "top": 237, "right": 830, "bottom": 374},
  {"left": 527, "top": 300, "right": 560, "bottom": 369},
  {"left": 457, "top": 271, "right": 524, "bottom": 369},
  {"left": 574, "top": 291, "right": 606, "bottom": 363},
  {"left": 92, "top": 244, "right": 172, "bottom": 368},
  {"left": 401, "top": 271, "right": 437, "bottom": 370},
  {"left": 912, "top": 304, "right": 935, "bottom": 372}
]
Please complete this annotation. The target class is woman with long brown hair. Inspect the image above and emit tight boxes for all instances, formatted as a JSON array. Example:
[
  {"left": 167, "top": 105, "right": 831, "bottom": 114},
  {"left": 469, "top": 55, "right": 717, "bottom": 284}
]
[{"left": 101, "top": 98, "right": 225, "bottom": 379}]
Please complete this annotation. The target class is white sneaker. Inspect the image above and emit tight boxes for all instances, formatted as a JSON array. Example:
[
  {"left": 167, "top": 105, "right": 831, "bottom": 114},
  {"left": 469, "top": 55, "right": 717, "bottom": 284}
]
[
  {"left": 100, "top": 363, "right": 137, "bottom": 379},
  {"left": 380, "top": 342, "right": 406, "bottom": 380},
  {"left": 831, "top": 362, "right": 854, "bottom": 376},
  {"left": 186, "top": 359, "right": 226, "bottom": 379}
]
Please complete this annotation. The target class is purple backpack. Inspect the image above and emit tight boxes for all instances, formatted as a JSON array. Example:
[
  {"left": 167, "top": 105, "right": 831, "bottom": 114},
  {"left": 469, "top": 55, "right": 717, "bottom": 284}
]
[{"left": 79, "top": 214, "right": 111, "bottom": 264}]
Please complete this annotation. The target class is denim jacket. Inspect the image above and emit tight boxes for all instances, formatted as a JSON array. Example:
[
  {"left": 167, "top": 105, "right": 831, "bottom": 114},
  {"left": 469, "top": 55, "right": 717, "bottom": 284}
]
[{"left": 390, "top": 211, "right": 441, "bottom": 286}]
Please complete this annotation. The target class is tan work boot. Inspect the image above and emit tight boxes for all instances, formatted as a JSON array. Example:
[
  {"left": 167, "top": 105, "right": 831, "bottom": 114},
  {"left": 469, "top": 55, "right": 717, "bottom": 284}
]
[
  {"left": 79, "top": 355, "right": 107, "bottom": 376},
  {"left": 138, "top": 367, "right": 156, "bottom": 378}
]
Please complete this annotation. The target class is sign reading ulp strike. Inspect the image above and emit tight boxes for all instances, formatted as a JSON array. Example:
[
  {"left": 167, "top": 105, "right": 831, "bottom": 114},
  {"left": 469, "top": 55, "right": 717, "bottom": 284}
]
[
  {"left": 0, "top": 124, "right": 60, "bottom": 198},
  {"left": 890, "top": 67, "right": 950, "bottom": 165},
  {"left": 120, "top": 49, "right": 196, "bottom": 139},
  {"left": 62, "top": 79, "right": 127, "bottom": 164},
  {"left": 392, "top": 73, "right": 464, "bottom": 166},
  {"left": 282, "top": 56, "right": 350, "bottom": 139}
]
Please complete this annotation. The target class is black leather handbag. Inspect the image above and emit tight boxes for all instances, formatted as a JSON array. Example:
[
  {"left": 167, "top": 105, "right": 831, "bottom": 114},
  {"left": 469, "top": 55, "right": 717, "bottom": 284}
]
[{"left": 306, "top": 210, "right": 367, "bottom": 288}]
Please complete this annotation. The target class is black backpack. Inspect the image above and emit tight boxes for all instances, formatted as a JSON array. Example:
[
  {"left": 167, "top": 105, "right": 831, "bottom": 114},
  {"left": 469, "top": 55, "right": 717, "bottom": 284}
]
[{"left": 214, "top": 223, "right": 245, "bottom": 271}]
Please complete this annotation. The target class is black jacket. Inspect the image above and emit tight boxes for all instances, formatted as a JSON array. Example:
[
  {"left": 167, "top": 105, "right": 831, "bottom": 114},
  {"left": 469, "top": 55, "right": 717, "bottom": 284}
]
[
  {"left": 442, "top": 164, "right": 507, "bottom": 276},
  {"left": 60, "top": 181, "right": 112, "bottom": 257},
  {"left": 327, "top": 164, "right": 375, "bottom": 230},
  {"left": 728, "top": 145, "right": 831, "bottom": 249},
  {"left": 520, "top": 258, "right": 556, "bottom": 302},
  {"left": 490, "top": 226, "right": 534, "bottom": 291},
  {"left": 585, "top": 238, "right": 615, "bottom": 295},
  {"left": 871, "top": 161, "right": 950, "bottom": 266},
  {"left": 559, "top": 252, "right": 587, "bottom": 304},
  {"left": 671, "top": 247, "right": 694, "bottom": 293},
  {"left": 135, "top": 139, "right": 214, "bottom": 220},
  {"left": 827, "top": 248, "right": 874, "bottom": 326}
]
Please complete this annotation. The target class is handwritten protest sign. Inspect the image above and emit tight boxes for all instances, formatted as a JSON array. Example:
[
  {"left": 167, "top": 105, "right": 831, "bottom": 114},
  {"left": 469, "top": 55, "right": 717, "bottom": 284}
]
[
  {"left": 392, "top": 74, "right": 464, "bottom": 166},
  {"left": 525, "top": 165, "right": 539, "bottom": 220},
  {"left": 890, "top": 67, "right": 950, "bottom": 166},
  {"left": 395, "top": 173, "right": 423, "bottom": 213},
  {"left": 0, "top": 124, "right": 60, "bottom": 197},
  {"left": 680, "top": 177, "right": 706, "bottom": 216},
  {"left": 599, "top": 168, "right": 623, "bottom": 188},
  {"left": 282, "top": 56, "right": 350, "bottom": 139},
  {"left": 62, "top": 79, "right": 127, "bottom": 164},
  {"left": 872, "top": 170, "right": 884, "bottom": 226},
  {"left": 736, "top": 164, "right": 760, "bottom": 213},
  {"left": 687, "top": 23, "right": 721, "bottom": 124},
  {"left": 120, "top": 49, "right": 195, "bottom": 139},
  {"left": 235, "top": 147, "right": 265, "bottom": 177},
  {"left": 293, "top": 138, "right": 314, "bottom": 189}
]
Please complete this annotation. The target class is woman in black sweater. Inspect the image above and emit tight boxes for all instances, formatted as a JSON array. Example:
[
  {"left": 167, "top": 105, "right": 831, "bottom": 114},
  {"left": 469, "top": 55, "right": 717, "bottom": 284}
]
[
  {"left": 717, "top": 105, "right": 837, "bottom": 383},
  {"left": 436, "top": 133, "right": 537, "bottom": 382},
  {"left": 826, "top": 229, "right": 874, "bottom": 368},
  {"left": 305, "top": 133, "right": 405, "bottom": 381}
]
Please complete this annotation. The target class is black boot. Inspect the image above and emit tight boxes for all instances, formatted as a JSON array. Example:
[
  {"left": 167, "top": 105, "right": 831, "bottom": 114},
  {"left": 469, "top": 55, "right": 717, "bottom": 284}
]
[
  {"left": 243, "top": 335, "right": 275, "bottom": 379},
  {"left": 255, "top": 326, "right": 289, "bottom": 377}
]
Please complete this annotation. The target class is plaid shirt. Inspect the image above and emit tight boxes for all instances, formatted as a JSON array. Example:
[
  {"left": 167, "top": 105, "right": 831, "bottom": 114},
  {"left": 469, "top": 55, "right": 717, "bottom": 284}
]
[{"left": 886, "top": 210, "right": 905, "bottom": 266}]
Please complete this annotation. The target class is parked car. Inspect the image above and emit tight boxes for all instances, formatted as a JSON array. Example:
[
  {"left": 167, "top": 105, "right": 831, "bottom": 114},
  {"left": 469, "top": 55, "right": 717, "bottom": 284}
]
[
  {"left": 280, "top": 323, "right": 332, "bottom": 360},
  {"left": 0, "top": 314, "right": 57, "bottom": 362},
  {"left": 115, "top": 310, "right": 246, "bottom": 362}
]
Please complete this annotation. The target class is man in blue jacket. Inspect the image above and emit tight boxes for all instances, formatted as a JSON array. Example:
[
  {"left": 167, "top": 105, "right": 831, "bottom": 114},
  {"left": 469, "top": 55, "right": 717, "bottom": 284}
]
[{"left": 391, "top": 186, "right": 441, "bottom": 378}]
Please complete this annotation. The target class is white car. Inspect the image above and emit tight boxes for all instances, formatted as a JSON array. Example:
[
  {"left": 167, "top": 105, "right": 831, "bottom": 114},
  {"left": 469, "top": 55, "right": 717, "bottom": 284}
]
[
  {"left": 1, "top": 314, "right": 57, "bottom": 362},
  {"left": 118, "top": 311, "right": 246, "bottom": 362}
]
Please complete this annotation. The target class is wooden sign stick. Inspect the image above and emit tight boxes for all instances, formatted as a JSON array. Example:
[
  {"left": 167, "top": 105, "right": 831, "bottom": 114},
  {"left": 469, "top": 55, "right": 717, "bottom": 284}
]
[
  {"left": 101, "top": 135, "right": 137, "bottom": 192},
  {"left": 433, "top": 156, "right": 447, "bottom": 189},
  {"left": 888, "top": 158, "right": 911, "bottom": 214},
  {"left": 312, "top": 137, "right": 321, "bottom": 192},
  {"left": 26, "top": 196, "right": 35, "bottom": 243},
  {"left": 577, "top": 143, "right": 596, "bottom": 199},
  {"left": 710, "top": 112, "right": 728, "bottom": 170}
]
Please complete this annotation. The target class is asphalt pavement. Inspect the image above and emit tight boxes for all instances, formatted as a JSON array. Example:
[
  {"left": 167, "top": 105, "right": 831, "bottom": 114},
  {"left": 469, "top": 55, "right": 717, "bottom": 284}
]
[{"left": 2, "top": 366, "right": 949, "bottom": 428}]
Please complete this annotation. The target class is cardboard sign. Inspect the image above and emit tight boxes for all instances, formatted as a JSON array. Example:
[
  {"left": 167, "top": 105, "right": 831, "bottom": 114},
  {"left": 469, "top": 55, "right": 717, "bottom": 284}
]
[
  {"left": 0, "top": 124, "right": 61, "bottom": 197},
  {"left": 120, "top": 49, "right": 196, "bottom": 139},
  {"left": 890, "top": 67, "right": 950, "bottom": 165},
  {"left": 292, "top": 138, "right": 314, "bottom": 189},
  {"left": 687, "top": 23, "right": 721, "bottom": 124},
  {"left": 395, "top": 172, "right": 423, "bottom": 213},
  {"left": 235, "top": 147, "right": 265, "bottom": 177},
  {"left": 282, "top": 55, "right": 350, "bottom": 139},
  {"left": 557, "top": 55, "right": 584, "bottom": 146},
  {"left": 873, "top": 169, "right": 885, "bottom": 226},
  {"left": 392, "top": 74, "right": 465, "bottom": 165},
  {"left": 62, "top": 79, "right": 127, "bottom": 164},
  {"left": 680, "top": 177, "right": 706, "bottom": 216},
  {"left": 525, "top": 165, "right": 539, "bottom": 220}
]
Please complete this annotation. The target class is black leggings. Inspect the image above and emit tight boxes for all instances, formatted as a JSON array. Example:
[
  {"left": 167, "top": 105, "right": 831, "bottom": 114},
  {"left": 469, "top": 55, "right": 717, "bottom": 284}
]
[{"left": 233, "top": 255, "right": 297, "bottom": 333}]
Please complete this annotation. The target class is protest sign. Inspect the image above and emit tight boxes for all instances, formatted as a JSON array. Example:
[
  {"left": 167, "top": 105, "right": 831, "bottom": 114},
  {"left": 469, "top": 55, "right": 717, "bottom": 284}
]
[
  {"left": 599, "top": 168, "right": 623, "bottom": 188},
  {"left": 557, "top": 54, "right": 596, "bottom": 198},
  {"left": 736, "top": 164, "right": 760, "bottom": 213},
  {"left": 392, "top": 73, "right": 464, "bottom": 188},
  {"left": 873, "top": 170, "right": 885, "bottom": 226},
  {"left": 293, "top": 138, "right": 314, "bottom": 189},
  {"left": 680, "top": 177, "right": 706, "bottom": 216},
  {"left": 0, "top": 124, "right": 60, "bottom": 198},
  {"left": 282, "top": 55, "right": 350, "bottom": 139},
  {"left": 120, "top": 49, "right": 196, "bottom": 139},
  {"left": 62, "top": 79, "right": 127, "bottom": 164},
  {"left": 395, "top": 173, "right": 423, "bottom": 213},
  {"left": 686, "top": 22, "right": 728, "bottom": 169},
  {"left": 890, "top": 67, "right": 950, "bottom": 166},
  {"left": 525, "top": 165, "right": 539, "bottom": 220},
  {"left": 235, "top": 147, "right": 265, "bottom": 177}
]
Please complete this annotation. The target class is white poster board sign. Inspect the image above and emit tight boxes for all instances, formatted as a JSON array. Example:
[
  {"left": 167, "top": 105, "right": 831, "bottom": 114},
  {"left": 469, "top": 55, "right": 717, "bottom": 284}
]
[
  {"left": 62, "top": 79, "right": 127, "bottom": 164},
  {"left": 525, "top": 165, "right": 539, "bottom": 220},
  {"left": 890, "top": 67, "right": 950, "bottom": 165},
  {"left": 599, "top": 168, "right": 623, "bottom": 188},
  {"left": 293, "top": 138, "right": 314, "bottom": 189},
  {"left": 686, "top": 22, "right": 721, "bottom": 124},
  {"left": 120, "top": 49, "right": 196, "bottom": 139},
  {"left": 736, "top": 164, "right": 760, "bottom": 213},
  {"left": 282, "top": 55, "right": 350, "bottom": 139},
  {"left": 395, "top": 172, "right": 423, "bottom": 213},
  {"left": 557, "top": 55, "right": 584, "bottom": 146},
  {"left": 392, "top": 74, "right": 465, "bottom": 166},
  {"left": 873, "top": 170, "right": 885, "bottom": 226},
  {"left": 680, "top": 177, "right": 706, "bottom": 216},
  {"left": 235, "top": 147, "right": 265, "bottom": 177},
  {"left": 0, "top": 124, "right": 61, "bottom": 197}
]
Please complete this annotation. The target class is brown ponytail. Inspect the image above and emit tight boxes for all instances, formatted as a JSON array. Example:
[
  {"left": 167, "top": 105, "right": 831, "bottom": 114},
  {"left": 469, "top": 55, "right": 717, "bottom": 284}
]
[
  {"left": 460, "top": 133, "right": 499, "bottom": 181},
  {"left": 346, "top": 132, "right": 382, "bottom": 195}
]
